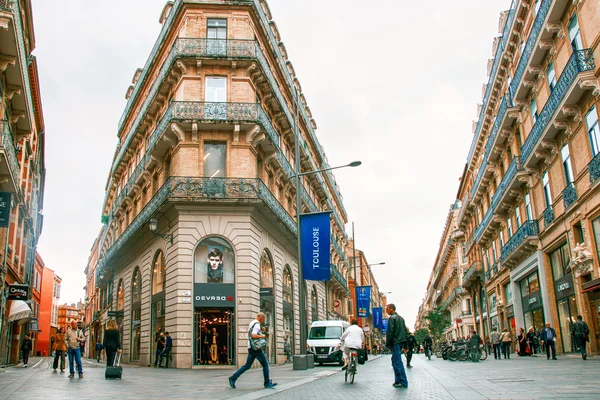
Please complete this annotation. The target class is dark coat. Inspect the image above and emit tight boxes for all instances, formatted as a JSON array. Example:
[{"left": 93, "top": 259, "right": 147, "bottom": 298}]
[
  {"left": 469, "top": 334, "right": 481, "bottom": 350},
  {"left": 21, "top": 339, "right": 32, "bottom": 352},
  {"left": 103, "top": 329, "right": 121, "bottom": 350},
  {"left": 386, "top": 312, "right": 407, "bottom": 347},
  {"left": 540, "top": 327, "right": 557, "bottom": 342}
]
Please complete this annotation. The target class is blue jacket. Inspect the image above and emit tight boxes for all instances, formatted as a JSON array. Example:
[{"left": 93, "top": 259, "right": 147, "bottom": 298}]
[
  {"left": 540, "top": 327, "right": 557, "bottom": 342},
  {"left": 165, "top": 335, "right": 173, "bottom": 350}
]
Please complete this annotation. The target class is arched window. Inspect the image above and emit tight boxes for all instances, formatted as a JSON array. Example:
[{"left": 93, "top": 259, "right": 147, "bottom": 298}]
[
  {"left": 152, "top": 250, "right": 166, "bottom": 295},
  {"left": 283, "top": 266, "right": 293, "bottom": 303},
  {"left": 260, "top": 249, "right": 276, "bottom": 363},
  {"left": 282, "top": 265, "right": 294, "bottom": 360},
  {"left": 260, "top": 250, "right": 274, "bottom": 289},
  {"left": 132, "top": 268, "right": 142, "bottom": 304}
]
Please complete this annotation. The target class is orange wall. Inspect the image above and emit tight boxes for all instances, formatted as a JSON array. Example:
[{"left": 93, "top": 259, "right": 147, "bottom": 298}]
[{"left": 38, "top": 267, "right": 55, "bottom": 356}]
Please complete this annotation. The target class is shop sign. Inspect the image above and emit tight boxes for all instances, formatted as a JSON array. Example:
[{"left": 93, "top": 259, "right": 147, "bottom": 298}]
[
  {"left": 554, "top": 274, "right": 575, "bottom": 299},
  {"left": 7, "top": 284, "right": 28, "bottom": 300},
  {"left": 522, "top": 290, "right": 542, "bottom": 313},
  {"left": 260, "top": 287, "right": 274, "bottom": 297},
  {"left": 29, "top": 318, "right": 38, "bottom": 332},
  {"left": 506, "top": 305, "right": 514, "bottom": 318},
  {"left": 107, "top": 311, "right": 124, "bottom": 318},
  {"left": 194, "top": 283, "right": 235, "bottom": 307}
]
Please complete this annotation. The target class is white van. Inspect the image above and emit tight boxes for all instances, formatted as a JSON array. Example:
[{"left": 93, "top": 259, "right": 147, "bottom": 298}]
[{"left": 306, "top": 320, "right": 350, "bottom": 365}]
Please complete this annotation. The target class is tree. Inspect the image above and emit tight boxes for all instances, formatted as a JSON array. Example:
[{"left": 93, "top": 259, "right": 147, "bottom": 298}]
[
  {"left": 414, "top": 328, "right": 430, "bottom": 345},
  {"left": 425, "top": 307, "right": 451, "bottom": 344}
]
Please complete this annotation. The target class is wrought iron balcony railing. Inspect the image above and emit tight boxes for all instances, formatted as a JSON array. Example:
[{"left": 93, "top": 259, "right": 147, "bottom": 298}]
[
  {"left": 543, "top": 206, "right": 555, "bottom": 228},
  {"left": 500, "top": 219, "right": 539, "bottom": 264},
  {"left": 521, "top": 49, "right": 595, "bottom": 163},
  {"left": 562, "top": 183, "right": 577, "bottom": 209},
  {"left": 589, "top": 152, "right": 600, "bottom": 184},
  {"left": 492, "top": 263, "right": 498, "bottom": 275},
  {"left": 485, "top": 270, "right": 491, "bottom": 282},
  {"left": 0, "top": 121, "right": 21, "bottom": 193},
  {"left": 463, "top": 261, "right": 482, "bottom": 284},
  {"left": 441, "top": 287, "right": 467, "bottom": 311},
  {"left": 330, "top": 264, "right": 349, "bottom": 293}
]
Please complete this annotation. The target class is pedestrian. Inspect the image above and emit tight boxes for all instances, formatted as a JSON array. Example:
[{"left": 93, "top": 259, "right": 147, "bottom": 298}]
[
  {"left": 154, "top": 331, "right": 165, "bottom": 367},
  {"left": 469, "top": 330, "right": 481, "bottom": 362},
  {"left": 500, "top": 327, "right": 512, "bottom": 359},
  {"left": 517, "top": 327, "right": 528, "bottom": 356},
  {"left": 526, "top": 327, "right": 537, "bottom": 357},
  {"left": 158, "top": 331, "right": 173, "bottom": 368},
  {"left": 490, "top": 327, "right": 501, "bottom": 360},
  {"left": 21, "top": 334, "right": 32, "bottom": 368},
  {"left": 52, "top": 327, "right": 67, "bottom": 372},
  {"left": 485, "top": 335, "right": 491, "bottom": 355},
  {"left": 103, "top": 319, "right": 122, "bottom": 367},
  {"left": 385, "top": 303, "right": 408, "bottom": 389},
  {"left": 228, "top": 312, "right": 277, "bottom": 389},
  {"left": 405, "top": 328, "right": 417, "bottom": 368},
  {"left": 65, "top": 320, "right": 85, "bottom": 378},
  {"left": 540, "top": 322, "right": 558, "bottom": 360},
  {"left": 571, "top": 315, "right": 590, "bottom": 360},
  {"left": 96, "top": 340, "right": 103, "bottom": 362}
]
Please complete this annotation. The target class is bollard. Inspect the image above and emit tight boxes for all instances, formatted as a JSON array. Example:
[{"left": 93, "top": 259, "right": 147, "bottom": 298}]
[
  {"left": 306, "top": 353, "right": 314, "bottom": 368},
  {"left": 293, "top": 354, "right": 307, "bottom": 370}
]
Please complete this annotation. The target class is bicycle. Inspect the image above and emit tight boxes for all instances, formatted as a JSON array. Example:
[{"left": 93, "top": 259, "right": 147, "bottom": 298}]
[
  {"left": 424, "top": 344, "right": 432, "bottom": 360},
  {"left": 344, "top": 348, "right": 359, "bottom": 384}
]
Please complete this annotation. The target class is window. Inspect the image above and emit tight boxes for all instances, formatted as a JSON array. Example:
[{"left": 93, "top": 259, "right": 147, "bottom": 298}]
[
  {"left": 542, "top": 171, "right": 552, "bottom": 207},
  {"left": 530, "top": 98, "right": 538, "bottom": 124},
  {"left": 499, "top": 231, "right": 505, "bottom": 247},
  {"left": 205, "top": 76, "right": 226, "bottom": 102},
  {"left": 520, "top": 271, "right": 540, "bottom": 295},
  {"left": 207, "top": 18, "right": 227, "bottom": 39},
  {"left": 547, "top": 62, "right": 556, "bottom": 92},
  {"left": 492, "top": 242, "right": 497, "bottom": 263},
  {"left": 561, "top": 144, "right": 574, "bottom": 185},
  {"left": 507, "top": 218, "right": 513, "bottom": 237},
  {"left": 525, "top": 193, "right": 533, "bottom": 220},
  {"left": 515, "top": 206, "right": 522, "bottom": 227},
  {"left": 507, "top": 73, "right": 512, "bottom": 97},
  {"left": 204, "top": 143, "right": 226, "bottom": 178},
  {"left": 587, "top": 105, "right": 600, "bottom": 157},
  {"left": 568, "top": 14, "right": 583, "bottom": 51},
  {"left": 534, "top": 0, "right": 541, "bottom": 14},
  {"left": 549, "top": 242, "right": 571, "bottom": 279},
  {"left": 520, "top": 40, "right": 525, "bottom": 56},
  {"left": 593, "top": 216, "right": 600, "bottom": 261},
  {"left": 504, "top": 283, "right": 513, "bottom": 305}
]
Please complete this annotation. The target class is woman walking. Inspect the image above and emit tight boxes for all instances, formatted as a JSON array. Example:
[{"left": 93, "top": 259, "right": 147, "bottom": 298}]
[
  {"left": 526, "top": 327, "right": 537, "bottom": 357},
  {"left": 103, "top": 320, "right": 122, "bottom": 367},
  {"left": 517, "top": 327, "right": 528, "bottom": 356},
  {"left": 52, "top": 327, "right": 67, "bottom": 372}
]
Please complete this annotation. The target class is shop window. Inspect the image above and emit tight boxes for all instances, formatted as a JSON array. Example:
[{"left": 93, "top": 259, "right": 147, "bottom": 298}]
[
  {"left": 549, "top": 242, "right": 571, "bottom": 279},
  {"left": 194, "top": 236, "right": 235, "bottom": 284}
]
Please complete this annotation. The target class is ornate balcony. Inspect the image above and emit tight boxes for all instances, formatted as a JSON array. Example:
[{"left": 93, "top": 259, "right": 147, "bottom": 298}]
[
  {"left": 441, "top": 287, "right": 467, "bottom": 311},
  {"left": 562, "top": 183, "right": 577, "bottom": 209},
  {"left": 500, "top": 220, "right": 539, "bottom": 269},
  {"left": 330, "top": 264, "right": 349, "bottom": 294},
  {"left": 543, "top": 206, "right": 555, "bottom": 228},
  {"left": 485, "top": 270, "right": 491, "bottom": 282},
  {"left": 0, "top": 121, "right": 21, "bottom": 196},
  {"left": 492, "top": 263, "right": 498, "bottom": 276},
  {"left": 463, "top": 261, "right": 482, "bottom": 288},
  {"left": 522, "top": 49, "right": 596, "bottom": 167},
  {"left": 485, "top": 94, "right": 520, "bottom": 163},
  {"left": 589, "top": 153, "right": 600, "bottom": 184}
]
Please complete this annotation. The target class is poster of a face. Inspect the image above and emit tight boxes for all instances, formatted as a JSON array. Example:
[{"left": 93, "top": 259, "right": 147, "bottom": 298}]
[{"left": 194, "top": 236, "right": 235, "bottom": 284}]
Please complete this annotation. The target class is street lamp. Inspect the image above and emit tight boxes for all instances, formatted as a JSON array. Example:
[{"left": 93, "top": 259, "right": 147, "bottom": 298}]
[
  {"left": 293, "top": 90, "right": 361, "bottom": 356},
  {"left": 149, "top": 217, "right": 173, "bottom": 245}
]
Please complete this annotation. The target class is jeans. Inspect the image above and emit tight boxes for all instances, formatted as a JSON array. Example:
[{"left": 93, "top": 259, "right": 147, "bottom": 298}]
[
  {"left": 493, "top": 344, "right": 501, "bottom": 359},
  {"left": 545, "top": 339, "right": 556, "bottom": 359},
  {"left": 502, "top": 342, "right": 511, "bottom": 359},
  {"left": 53, "top": 350, "right": 65, "bottom": 370},
  {"left": 576, "top": 336, "right": 587, "bottom": 356},
  {"left": 154, "top": 347, "right": 163, "bottom": 366},
  {"left": 230, "top": 349, "right": 270, "bottom": 385},
  {"left": 391, "top": 344, "right": 408, "bottom": 387},
  {"left": 68, "top": 347, "right": 83, "bottom": 375},
  {"left": 159, "top": 347, "right": 171, "bottom": 368}
]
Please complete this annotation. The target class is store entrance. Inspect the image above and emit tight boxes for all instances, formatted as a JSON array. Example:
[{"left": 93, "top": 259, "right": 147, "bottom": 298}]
[{"left": 194, "top": 308, "right": 235, "bottom": 366}]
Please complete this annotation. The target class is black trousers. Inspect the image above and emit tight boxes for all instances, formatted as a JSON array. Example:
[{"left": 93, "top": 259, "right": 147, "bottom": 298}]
[
  {"left": 502, "top": 342, "right": 511, "bottom": 359},
  {"left": 406, "top": 350, "right": 413, "bottom": 366},
  {"left": 22, "top": 350, "right": 30, "bottom": 365},
  {"left": 493, "top": 344, "right": 501, "bottom": 359},
  {"left": 106, "top": 347, "right": 117, "bottom": 367},
  {"left": 545, "top": 339, "right": 556, "bottom": 359}
]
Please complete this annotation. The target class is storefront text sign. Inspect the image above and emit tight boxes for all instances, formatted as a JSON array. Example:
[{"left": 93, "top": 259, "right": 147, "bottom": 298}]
[
  {"left": 7, "top": 284, "right": 28, "bottom": 300},
  {"left": 194, "top": 283, "right": 235, "bottom": 307}
]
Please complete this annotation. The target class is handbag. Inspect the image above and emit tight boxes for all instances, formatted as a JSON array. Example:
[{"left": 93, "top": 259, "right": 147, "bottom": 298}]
[
  {"left": 357, "top": 349, "right": 367, "bottom": 365},
  {"left": 249, "top": 322, "right": 266, "bottom": 351}
]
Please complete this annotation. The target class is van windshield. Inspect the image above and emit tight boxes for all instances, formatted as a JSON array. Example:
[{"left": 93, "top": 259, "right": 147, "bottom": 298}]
[{"left": 309, "top": 326, "right": 342, "bottom": 340}]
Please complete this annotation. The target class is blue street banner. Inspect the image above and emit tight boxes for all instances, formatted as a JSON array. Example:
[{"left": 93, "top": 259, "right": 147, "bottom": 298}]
[
  {"left": 373, "top": 307, "right": 383, "bottom": 329},
  {"left": 381, "top": 318, "right": 389, "bottom": 334},
  {"left": 356, "top": 286, "right": 371, "bottom": 317},
  {"left": 300, "top": 211, "right": 332, "bottom": 281}
]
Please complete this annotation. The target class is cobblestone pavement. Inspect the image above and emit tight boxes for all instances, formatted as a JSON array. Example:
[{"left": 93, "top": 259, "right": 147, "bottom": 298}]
[{"left": 2, "top": 353, "right": 600, "bottom": 399}]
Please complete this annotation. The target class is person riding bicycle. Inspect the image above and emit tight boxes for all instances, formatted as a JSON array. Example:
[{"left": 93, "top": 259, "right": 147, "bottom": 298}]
[
  {"left": 423, "top": 333, "right": 433, "bottom": 355},
  {"left": 340, "top": 319, "right": 364, "bottom": 371}
]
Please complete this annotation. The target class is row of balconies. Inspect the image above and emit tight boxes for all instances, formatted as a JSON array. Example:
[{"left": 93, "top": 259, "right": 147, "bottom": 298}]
[
  {"left": 0, "top": 120, "right": 21, "bottom": 196},
  {"left": 441, "top": 287, "right": 467, "bottom": 312},
  {"left": 330, "top": 264, "right": 349, "bottom": 293}
]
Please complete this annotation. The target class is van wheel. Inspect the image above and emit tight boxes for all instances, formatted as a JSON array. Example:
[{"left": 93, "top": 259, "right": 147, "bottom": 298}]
[{"left": 318, "top": 362, "right": 323, "bottom": 366}]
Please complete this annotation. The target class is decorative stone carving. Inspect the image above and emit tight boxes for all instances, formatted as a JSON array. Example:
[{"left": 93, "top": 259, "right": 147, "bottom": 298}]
[
  {"left": 541, "top": 140, "right": 558, "bottom": 155},
  {"left": 579, "top": 79, "right": 600, "bottom": 97},
  {"left": 562, "top": 105, "right": 582, "bottom": 122},
  {"left": 553, "top": 120, "right": 572, "bottom": 138},
  {"left": 538, "top": 40, "right": 557, "bottom": 56},
  {"left": 572, "top": 242, "right": 593, "bottom": 277},
  {"left": 0, "top": 54, "right": 15, "bottom": 73},
  {"left": 170, "top": 122, "right": 185, "bottom": 142},
  {"left": 175, "top": 60, "right": 187, "bottom": 74},
  {"left": 246, "top": 125, "right": 261, "bottom": 143},
  {"left": 546, "top": 22, "right": 566, "bottom": 39},
  {"left": 192, "top": 122, "right": 198, "bottom": 142},
  {"left": 196, "top": 60, "right": 203, "bottom": 75}
]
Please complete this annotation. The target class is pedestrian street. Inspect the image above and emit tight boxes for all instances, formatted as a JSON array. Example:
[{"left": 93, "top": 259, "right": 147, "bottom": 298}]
[{"left": 2, "top": 353, "right": 600, "bottom": 400}]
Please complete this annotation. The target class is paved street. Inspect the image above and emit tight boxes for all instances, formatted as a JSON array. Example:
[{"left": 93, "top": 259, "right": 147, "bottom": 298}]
[{"left": 2, "top": 353, "right": 600, "bottom": 399}]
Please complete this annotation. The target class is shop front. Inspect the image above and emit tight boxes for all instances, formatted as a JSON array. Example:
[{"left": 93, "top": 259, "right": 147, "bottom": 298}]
[
  {"left": 582, "top": 278, "right": 600, "bottom": 354},
  {"left": 554, "top": 274, "right": 577, "bottom": 353},
  {"left": 518, "top": 270, "right": 545, "bottom": 333}
]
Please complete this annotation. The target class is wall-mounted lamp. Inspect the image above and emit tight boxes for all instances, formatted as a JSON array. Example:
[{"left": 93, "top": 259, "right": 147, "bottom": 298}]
[{"left": 149, "top": 217, "right": 173, "bottom": 245}]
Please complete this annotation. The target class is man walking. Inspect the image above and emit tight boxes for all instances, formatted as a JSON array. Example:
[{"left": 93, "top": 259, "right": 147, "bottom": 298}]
[
  {"left": 20, "top": 334, "right": 32, "bottom": 367},
  {"left": 405, "top": 329, "right": 417, "bottom": 368},
  {"left": 469, "top": 330, "right": 481, "bottom": 362},
  {"left": 65, "top": 320, "right": 85, "bottom": 378},
  {"left": 228, "top": 313, "right": 277, "bottom": 389},
  {"left": 385, "top": 303, "right": 408, "bottom": 389},
  {"left": 158, "top": 331, "right": 172, "bottom": 368},
  {"left": 540, "top": 322, "right": 558, "bottom": 360},
  {"left": 490, "top": 327, "right": 501, "bottom": 360},
  {"left": 571, "top": 315, "right": 590, "bottom": 360}
]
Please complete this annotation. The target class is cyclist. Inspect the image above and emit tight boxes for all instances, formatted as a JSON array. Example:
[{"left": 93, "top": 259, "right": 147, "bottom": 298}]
[
  {"left": 423, "top": 332, "right": 433, "bottom": 358},
  {"left": 340, "top": 319, "right": 364, "bottom": 371}
]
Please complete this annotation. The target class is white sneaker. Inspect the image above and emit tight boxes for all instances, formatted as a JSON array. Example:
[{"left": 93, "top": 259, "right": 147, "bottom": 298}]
[{"left": 23, "top": 364, "right": 27, "bottom": 368}]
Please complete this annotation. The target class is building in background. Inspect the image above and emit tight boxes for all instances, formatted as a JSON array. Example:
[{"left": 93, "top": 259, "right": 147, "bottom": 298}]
[
  {"left": 417, "top": 0, "right": 600, "bottom": 355},
  {"left": 37, "top": 254, "right": 59, "bottom": 357},
  {"left": 58, "top": 303, "right": 84, "bottom": 330},
  {"left": 0, "top": 0, "right": 46, "bottom": 365}
]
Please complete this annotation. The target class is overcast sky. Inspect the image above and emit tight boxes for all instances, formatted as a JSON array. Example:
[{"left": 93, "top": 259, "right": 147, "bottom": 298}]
[{"left": 31, "top": 0, "right": 508, "bottom": 326}]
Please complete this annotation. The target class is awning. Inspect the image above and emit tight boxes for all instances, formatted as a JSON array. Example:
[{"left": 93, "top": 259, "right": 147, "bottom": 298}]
[
  {"left": 8, "top": 300, "right": 33, "bottom": 323},
  {"left": 582, "top": 278, "right": 600, "bottom": 293}
]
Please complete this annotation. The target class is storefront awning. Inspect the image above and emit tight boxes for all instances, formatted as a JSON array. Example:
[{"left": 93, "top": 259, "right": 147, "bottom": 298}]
[
  {"left": 582, "top": 278, "right": 600, "bottom": 293},
  {"left": 8, "top": 300, "right": 33, "bottom": 323}
]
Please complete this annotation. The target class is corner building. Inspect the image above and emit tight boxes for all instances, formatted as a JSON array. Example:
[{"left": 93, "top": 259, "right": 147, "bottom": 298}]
[{"left": 93, "top": 0, "right": 353, "bottom": 368}]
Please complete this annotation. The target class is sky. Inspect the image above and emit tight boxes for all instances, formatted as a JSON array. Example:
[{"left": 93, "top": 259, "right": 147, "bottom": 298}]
[{"left": 31, "top": 0, "right": 508, "bottom": 326}]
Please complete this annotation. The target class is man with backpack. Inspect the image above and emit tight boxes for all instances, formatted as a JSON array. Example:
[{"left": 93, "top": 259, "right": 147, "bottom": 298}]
[{"left": 571, "top": 315, "right": 590, "bottom": 360}]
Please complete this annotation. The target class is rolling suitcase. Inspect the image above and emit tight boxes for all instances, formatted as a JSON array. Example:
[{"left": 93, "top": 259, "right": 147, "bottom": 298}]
[{"left": 105, "top": 353, "right": 123, "bottom": 379}]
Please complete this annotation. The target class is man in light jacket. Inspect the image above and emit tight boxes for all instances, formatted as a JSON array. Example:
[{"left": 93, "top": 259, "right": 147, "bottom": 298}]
[
  {"left": 65, "top": 320, "right": 85, "bottom": 378},
  {"left": 340, "top": 319, "right": 364, "bottom": 370}
]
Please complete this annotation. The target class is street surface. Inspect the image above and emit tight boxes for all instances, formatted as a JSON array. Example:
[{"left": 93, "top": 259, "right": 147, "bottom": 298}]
[{"left": 1, "top": 353, "right": 600, "bottom": 399}]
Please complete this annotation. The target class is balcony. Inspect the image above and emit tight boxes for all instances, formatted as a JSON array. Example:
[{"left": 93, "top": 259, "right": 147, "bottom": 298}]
[
  {"left": 441, "top": 287, "right": 467, "bottom": 311},
  {"left": 485, "top": 270, "right": 491, "bottom": 282},
  {"left": 98, "top": 177, "right": 296, "bottom": 279},
  {"left": 485, "top": 94, "right": 520, "bottom": 164},
  {"left": 0, "top": 121, "right": 21, "bottom": 196},
  {"left": 463, "top": 261, "right": 482, "bottom": 288},
  {"left": 492, "top": 263, "right": 498, "bottom": 276},
  {"left": 561, "top": 183, "right": 577, "bottom": 209},
  {"left": 543, "top": 206, "right": 555, "bottom": 228},
  {"left": 522, "top": 49, "right": 596, "bottom": 167},
  {"left": 499, "top": 220, "right": 539, "bottom": 269},
  {"left": 589, "top": 153, "right": 600, "bottom": 184},
  {"left": 330, "top": 264, "right": 349, "bottom": 294}
]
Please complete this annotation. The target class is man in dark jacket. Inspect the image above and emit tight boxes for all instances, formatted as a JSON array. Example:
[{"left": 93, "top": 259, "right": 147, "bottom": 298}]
[
  {"left": 540, "top": 323, "right": 558, "bottom": 360},
  {"left": 571, "top": 315, "right": 590, "bottom": 360},
  {"left": 469, "top": 331, "right": 481, "bottom": 362},
  {"left": 159, "top": 331, "right": 173, "bottom": 368},
  {"left": 385, "top": 303, "right": 408, "bottom": 389},
  {"left": 405, "top": 329, "right": 417, "bottom": 368},
  {"left": 21, "top": 334, "right": 32, "bottom": 367}
]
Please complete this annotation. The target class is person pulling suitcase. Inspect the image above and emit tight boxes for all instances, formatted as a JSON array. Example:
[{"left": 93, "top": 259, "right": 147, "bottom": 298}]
[{"left": 106, "top": 351, "right": 123, "bottom": 379}]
